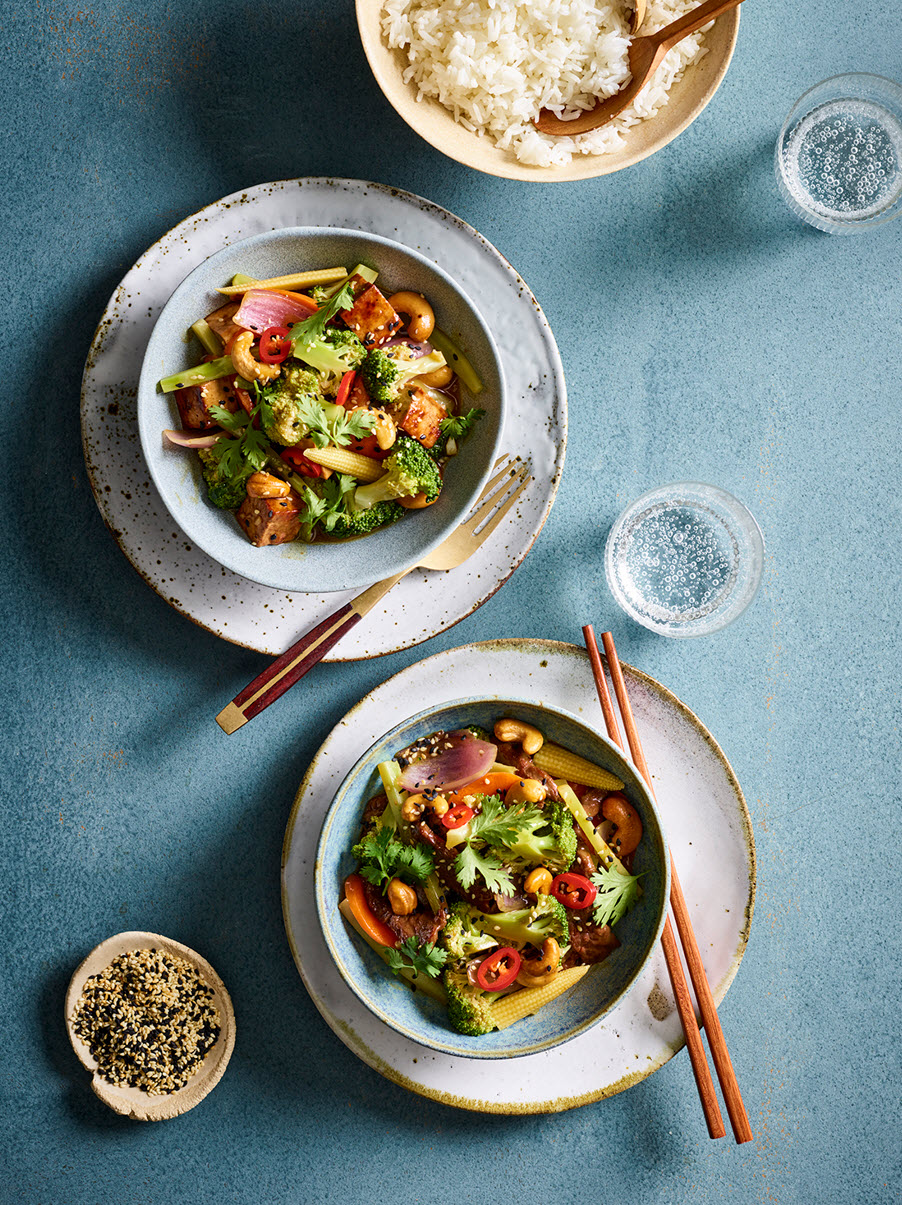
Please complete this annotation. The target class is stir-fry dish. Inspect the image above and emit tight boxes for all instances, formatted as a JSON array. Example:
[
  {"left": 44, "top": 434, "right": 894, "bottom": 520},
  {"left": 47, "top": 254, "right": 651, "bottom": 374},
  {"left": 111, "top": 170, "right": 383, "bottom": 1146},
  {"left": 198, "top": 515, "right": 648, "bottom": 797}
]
[
  {"left": 158, "top": 264, "right": 485, "bottom": 546},
  {"left": 340, "top": 718, "right": 645, "bottom": 1036}
]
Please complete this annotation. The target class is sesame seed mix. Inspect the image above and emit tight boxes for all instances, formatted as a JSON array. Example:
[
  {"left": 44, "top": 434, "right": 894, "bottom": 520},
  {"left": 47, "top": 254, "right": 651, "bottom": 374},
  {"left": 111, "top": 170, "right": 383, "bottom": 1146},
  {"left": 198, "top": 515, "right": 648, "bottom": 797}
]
[{"left": 72, "top": 948, "right": 221, "bottom": 1095}]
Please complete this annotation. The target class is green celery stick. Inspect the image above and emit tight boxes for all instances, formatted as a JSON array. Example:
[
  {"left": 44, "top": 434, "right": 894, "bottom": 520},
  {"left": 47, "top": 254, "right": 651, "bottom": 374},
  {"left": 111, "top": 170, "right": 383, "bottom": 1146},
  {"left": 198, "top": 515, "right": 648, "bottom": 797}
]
[{"left": 158, "top": 356, "right": 235, "bottom": 394}]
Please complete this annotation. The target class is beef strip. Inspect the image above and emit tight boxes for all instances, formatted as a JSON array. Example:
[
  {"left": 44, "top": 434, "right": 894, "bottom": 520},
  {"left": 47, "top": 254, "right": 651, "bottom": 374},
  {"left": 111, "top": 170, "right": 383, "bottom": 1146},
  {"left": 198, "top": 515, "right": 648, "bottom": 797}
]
[
  {"left": 361, "top": 792, "right": 389, "bottom": 829},
  {"left": 494, "top": 740, "right": 561, "bottom": 802},
  {"left": 414, "top": 819, "right": 497, "bottom": 912},
  {"left": 362, "top": 877, "right": 446, "bottom": 945},
  {"left": 563, "top": 917, "right": 620, "bottom": 967},
  {"left": 579, "top": 788, "right": 607, "bottom": 820},
  {"left": 571, "top": 826, "right": 599, "bottom": 877}
]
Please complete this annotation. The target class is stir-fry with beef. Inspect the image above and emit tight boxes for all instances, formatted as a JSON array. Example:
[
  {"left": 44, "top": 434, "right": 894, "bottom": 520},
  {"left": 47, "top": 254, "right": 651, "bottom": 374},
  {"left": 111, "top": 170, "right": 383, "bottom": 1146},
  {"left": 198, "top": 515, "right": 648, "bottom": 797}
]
[{"left": 340, "top": 717, "right": 645, "bottom": 1036}]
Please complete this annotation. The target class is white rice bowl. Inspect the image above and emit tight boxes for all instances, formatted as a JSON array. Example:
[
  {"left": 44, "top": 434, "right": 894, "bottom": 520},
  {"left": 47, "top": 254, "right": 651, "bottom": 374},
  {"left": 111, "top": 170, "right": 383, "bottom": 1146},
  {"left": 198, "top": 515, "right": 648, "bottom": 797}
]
[{"left": 382, "top": 0, "right": 711, "bottom": 167}]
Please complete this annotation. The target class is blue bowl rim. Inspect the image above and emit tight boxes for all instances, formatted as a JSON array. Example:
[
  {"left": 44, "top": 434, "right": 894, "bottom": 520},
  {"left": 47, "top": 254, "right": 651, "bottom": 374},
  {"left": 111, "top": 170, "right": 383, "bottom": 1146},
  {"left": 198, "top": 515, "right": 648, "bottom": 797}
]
[
  {"left": 136, "top": 226, "right": 505, "bottom": 594},
  {"left": 314, "top": 695, "right": 671, "bottom": 1058}
]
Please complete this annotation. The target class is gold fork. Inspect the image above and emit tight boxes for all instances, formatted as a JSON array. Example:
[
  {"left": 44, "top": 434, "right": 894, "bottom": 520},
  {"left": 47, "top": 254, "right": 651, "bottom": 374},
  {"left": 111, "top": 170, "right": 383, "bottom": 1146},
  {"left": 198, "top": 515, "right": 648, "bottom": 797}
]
[{"left": 216, "top": 456, "right": 532, "bottom": 733}]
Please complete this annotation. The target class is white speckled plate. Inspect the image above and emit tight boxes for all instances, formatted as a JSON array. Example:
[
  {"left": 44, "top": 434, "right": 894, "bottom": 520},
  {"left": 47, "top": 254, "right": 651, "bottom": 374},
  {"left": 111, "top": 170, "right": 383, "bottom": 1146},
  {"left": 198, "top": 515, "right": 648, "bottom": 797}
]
[
  {"left": 281, "top": 639, "right": 756, "bottom": 1114},
  {"left": 81, "top": 179, "right": 566, "bottom": 657}
]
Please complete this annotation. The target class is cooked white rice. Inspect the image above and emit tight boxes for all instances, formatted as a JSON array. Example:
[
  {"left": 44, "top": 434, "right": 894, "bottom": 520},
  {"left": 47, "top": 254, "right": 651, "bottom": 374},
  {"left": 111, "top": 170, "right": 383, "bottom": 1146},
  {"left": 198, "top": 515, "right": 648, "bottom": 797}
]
[{"left": 382, "top": 0, "right": 710, "bottom": 167}]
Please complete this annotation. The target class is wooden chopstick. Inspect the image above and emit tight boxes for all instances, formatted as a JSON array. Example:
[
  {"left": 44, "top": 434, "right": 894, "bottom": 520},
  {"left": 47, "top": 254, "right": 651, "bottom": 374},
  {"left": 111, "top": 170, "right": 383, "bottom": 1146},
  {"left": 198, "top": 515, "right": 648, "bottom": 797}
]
[
  {"left": 582, "top": 627, "right": 726, "bottom": 1140},
  {"left": 590, "top": 627, "right": 754, "bottom": 1145}
]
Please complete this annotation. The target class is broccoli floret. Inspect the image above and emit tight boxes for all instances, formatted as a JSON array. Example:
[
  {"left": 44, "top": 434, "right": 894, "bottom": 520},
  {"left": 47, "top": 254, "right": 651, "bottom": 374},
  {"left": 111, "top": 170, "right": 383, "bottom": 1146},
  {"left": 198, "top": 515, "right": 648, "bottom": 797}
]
[
  {"left": 263, "top": 365, "right": 326, "bottom": 446},
  {"left": 493, "top": 800, "right": 578, "bottom": 874},
  {"left": 197, "top": 447, "right": 247, "bottom": 510},
  {"left": 360, "top": 346, "right": 448, "bottom": 405},
  {"left": 294, "top": 327, "right": 366, "bottom": 378},
  {"left": 359, "top": 349, "right": 400, "bottom": 404},
  {"left": 440, "top": 902, "right": 501, "bottom": 961},
  {"left": 446, "top": 896, "right": 569, "bottom": 950},
  {"left": 330, "top": 500, "right": 403, "bottom": 539},
  {"left": 466, "top": 725, "right": 493, "bottom": 743},
  {"left": 443, "top": 966, "right": 498, "bottom": 1037},
  {"left": 354, "top": 435, "right": 442, "bottom": 510}
]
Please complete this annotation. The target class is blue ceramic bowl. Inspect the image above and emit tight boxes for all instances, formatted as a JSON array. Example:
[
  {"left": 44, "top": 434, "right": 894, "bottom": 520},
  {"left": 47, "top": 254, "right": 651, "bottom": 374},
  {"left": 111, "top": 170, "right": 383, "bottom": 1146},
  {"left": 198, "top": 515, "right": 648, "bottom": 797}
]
[
  {"left": 316, "top": 698, "right": 670, "bottom": 1059},
  {"left": 137, "top": 228, "right": 504, "bottom": 593}
]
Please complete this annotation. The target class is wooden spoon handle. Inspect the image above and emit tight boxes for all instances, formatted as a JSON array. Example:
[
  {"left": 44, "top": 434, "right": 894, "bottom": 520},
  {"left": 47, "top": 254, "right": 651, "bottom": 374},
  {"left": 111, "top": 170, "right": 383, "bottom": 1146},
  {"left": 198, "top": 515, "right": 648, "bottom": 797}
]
[{"left": 652, "top": 0, "right": 744, "bottom": 54}]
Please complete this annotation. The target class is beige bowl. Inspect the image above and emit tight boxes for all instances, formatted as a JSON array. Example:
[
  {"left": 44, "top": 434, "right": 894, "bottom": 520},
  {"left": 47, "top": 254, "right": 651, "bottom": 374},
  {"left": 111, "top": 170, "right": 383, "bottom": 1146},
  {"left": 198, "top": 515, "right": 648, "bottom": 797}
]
[
  {"left": 65, "top": 931, "right": 236, "bottom": 1121},
  {"left": 357, "top": 3, "right": 740, "bottom": 182}
]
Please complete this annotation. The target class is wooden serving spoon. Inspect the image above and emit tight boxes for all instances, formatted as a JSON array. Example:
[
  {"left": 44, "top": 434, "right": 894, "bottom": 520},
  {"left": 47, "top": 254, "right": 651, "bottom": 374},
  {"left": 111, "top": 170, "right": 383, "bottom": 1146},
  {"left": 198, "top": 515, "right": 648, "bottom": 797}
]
[
  {"left": 535, "top": 0, "right": 745, "bottom": 136},
  {"left": 629, "top": 0, "right": 647, "bottom": 34}
]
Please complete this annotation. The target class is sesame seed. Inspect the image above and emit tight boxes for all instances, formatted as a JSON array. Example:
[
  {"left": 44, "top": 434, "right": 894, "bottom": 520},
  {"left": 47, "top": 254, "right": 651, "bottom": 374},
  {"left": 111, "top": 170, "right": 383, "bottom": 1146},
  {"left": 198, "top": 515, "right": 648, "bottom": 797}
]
[{"left": 71, "top": 949, "right": 220, "bottom": 1095}]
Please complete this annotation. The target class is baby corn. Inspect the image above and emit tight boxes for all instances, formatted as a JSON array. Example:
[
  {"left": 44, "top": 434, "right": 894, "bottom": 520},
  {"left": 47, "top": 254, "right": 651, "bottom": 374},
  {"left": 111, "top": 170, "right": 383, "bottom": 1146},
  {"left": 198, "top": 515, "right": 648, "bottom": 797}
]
[
  {"left": 533, "top": 744, "right": 624, "bottom": 791},
  {"left": 491, "top": 966, "right": 590, "bottom": 1030},
  {"left": 217, "top": 267, "right": 349, "bottom": 295},
  {"left": 304, "top": 446, "right": 384, "bottom": 481}
]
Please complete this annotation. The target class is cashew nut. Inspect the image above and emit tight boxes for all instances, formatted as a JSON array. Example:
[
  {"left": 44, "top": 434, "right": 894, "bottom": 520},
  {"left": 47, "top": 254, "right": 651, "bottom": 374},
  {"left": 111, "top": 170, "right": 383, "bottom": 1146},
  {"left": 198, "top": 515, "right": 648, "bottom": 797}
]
[
  {"left": 246, "top": 471, "right": 291, "bottom": 498},
  {"left": 416, "top": 363, "right": 453, "bottom": 388},
  {"left": 387, "top": 291, "right": 435, "bottom": 342},
  {"left": 426, "top": 795, "right": 449, "bottom": 818},
  {"left": 601, "top": 793, "right": 643, "bottom": 856},
  {"left": 401, "top": 794, "right": 425, "bottom": 823},
  {"left": 524, "top": 867, "right": 553, "bottom": 896},
  {"left": 505, "top": 778, "right": 547, "bottom": 805},
  {"left": 230, "top": 331, "right": 280, "bottom": 383},
  {"left": 371, "top": 409, "right": 397, "bottom": 451},
  {"left": 516, "top": 938, "right": 561, "bottom": 988},
  {"left": 387, "top": 879, "right": 417, "bottom": 916},
  {"left": 493, "top": 718, "right": 544, "bottom": 756}
]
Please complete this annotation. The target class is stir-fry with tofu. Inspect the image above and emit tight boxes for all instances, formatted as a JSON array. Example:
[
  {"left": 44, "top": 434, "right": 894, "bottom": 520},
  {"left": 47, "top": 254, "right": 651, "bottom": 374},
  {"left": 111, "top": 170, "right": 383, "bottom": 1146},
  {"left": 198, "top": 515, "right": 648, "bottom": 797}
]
[
  {"left": 340, "top": 717, "right": 645, "bottom": 1036},
  {"left": 158, "top": 264, "right": 485, "bottom": 546}
]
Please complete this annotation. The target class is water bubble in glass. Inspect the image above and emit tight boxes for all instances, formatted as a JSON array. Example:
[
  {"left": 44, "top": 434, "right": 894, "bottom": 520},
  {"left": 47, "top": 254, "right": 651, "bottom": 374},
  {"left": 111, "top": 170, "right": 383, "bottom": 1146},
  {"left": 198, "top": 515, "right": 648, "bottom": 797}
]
[
  {"left": 604, "top": 484, "right": 764, "bottom": 638},
  {"left": 776, "top": 73, "right": 902, "bottom": 233}
]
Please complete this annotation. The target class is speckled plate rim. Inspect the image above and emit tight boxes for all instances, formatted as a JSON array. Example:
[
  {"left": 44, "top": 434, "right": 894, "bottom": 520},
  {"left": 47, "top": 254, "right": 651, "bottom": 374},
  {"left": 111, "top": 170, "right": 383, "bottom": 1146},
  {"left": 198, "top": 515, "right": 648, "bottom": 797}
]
[
  {"left": 357, "top": 5, "right": 740, "bottom": 182},
  {"left": 80, "top": 178, "right": 566, "bottom": 659},
  {"left": 281, "top": 638, "right": 756, "bottom": 1114}
]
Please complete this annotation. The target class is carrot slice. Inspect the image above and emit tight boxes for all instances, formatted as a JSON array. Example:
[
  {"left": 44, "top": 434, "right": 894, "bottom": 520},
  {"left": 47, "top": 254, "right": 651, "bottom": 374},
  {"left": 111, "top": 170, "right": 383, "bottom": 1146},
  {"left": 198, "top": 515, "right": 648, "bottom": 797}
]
[
  {"left": 343, "top": 873, "right": 397, "bottom": 948},
  {"left": 446, "top": 771, "right": 523, "bottom": 806}
]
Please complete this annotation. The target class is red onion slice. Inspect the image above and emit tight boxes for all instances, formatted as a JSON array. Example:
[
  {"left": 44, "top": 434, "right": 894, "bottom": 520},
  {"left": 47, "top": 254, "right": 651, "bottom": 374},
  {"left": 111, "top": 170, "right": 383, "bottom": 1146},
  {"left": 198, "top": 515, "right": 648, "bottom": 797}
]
[
  {"left": 494, "top": 890, "right": 529, "bottom": 912},
  {"left": 397, "top": 731, "right": 497, "bottom": 793},
  {"left": 163, "top": 429, "right": 223, "bottom": 449},
  {"left": 234, "top": 289, "right": 317, "bottom": 334}
]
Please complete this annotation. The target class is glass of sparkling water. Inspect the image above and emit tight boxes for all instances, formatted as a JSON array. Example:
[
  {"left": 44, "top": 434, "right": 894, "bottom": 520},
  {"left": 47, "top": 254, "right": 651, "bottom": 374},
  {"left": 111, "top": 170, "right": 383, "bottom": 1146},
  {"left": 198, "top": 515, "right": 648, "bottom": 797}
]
[
  {"left": 604, "top": 483, "right": 764, "bottom": 638},
  {"left": 775, "top": 73, "right": 902, "bottom": 233}
]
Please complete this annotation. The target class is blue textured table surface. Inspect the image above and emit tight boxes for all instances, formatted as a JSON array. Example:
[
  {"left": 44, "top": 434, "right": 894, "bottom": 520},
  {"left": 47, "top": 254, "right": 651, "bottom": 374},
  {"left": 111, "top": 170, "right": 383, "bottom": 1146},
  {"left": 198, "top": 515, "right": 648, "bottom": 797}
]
[{"left": 3, "top": 2, "right": 901, "bottom": 1202}]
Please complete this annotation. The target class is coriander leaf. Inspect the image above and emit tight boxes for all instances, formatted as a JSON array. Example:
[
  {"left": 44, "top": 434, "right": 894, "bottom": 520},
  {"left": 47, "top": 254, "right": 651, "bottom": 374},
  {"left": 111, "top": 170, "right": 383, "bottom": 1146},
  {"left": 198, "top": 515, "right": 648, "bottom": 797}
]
[
  {"left": 352, "top": 826, "right": 435, "bottom": 891},
  {"left": 396, "top": 843, "right": 435, "bottom": 883},
  {"left": 590, "top": 863, "right": 642, "bottom": 929},
  {"left": 328, "top": 405, "right": 376, "bottom": 447},
  {"left": 289, "top": 279, "right": 356, "bottom": 355},
  {"left": 466, "top": 795, "right": 544, "bottom": 849},
  {"left": 440, "top": 408, "right": 485, "bottom": 442},
  {"left": 207, "top": 401, "right": 272, "bottom": 477},
  {"left": 209, "top": 404, "right": 247, "bottom": 433},
  {"left": 454, "top": 844, "right": 515, "bottom": 896},
  {"left": 384, "top": 937, "right": 448, "bottom": 981}
]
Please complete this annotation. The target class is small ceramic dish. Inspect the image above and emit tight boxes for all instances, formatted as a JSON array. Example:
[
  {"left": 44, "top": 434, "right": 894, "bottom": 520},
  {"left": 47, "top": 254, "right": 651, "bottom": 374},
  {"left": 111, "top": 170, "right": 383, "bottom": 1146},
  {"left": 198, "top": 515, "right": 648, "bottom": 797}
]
[
  {"left": 137, "top": 227, "right": 504, "bottom": 594},
  {"left": 315, "top": 697, "right": 669, "bottom": 1059},
  {"left": 356, "top": 3, "right": 740, "bottom": 182},
  {"left": 65, "top": 931, "right": 236, "bottom": 1121}
]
